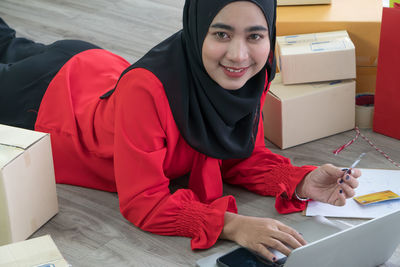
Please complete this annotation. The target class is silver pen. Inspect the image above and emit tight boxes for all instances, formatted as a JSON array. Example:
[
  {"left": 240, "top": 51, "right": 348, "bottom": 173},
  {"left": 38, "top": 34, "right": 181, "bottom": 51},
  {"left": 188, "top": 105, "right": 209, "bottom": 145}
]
[{"left": 346, "top": 152, "right": 366, "bottom": 174}]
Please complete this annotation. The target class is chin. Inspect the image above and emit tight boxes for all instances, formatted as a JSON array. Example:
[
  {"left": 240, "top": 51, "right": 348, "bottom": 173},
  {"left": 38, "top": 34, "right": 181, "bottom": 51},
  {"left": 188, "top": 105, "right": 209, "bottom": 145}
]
[
  {"left": 219, "top": 81, "right": 246, "bottom": 90},
  {"left": 216, "top": 76, "right": 247, "bottom": 90}
]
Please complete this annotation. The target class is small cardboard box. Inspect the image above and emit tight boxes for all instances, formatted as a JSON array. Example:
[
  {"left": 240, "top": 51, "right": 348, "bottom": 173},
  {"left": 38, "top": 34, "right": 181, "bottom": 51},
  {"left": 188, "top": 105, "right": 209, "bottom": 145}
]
[
  {"left": 276, "top": 0, "right": 382, "bottom": 68},
  {"left": 262, "top": 74, "right": 355, "bottom": 149},
  {"left": 277, "top": 0, "right": 330, "bottom": 5},
  {"left": 276, "top": 30, "right": 356, "bottom": 85},
  {"left": 0, "top": 124, "right": 58, "bottom": 246},
  {"left": 356, "top": 66, "right": 377, "bottom": 94},
  {"left": 0, "top": 235, "right": 69, "bottom": 267}
]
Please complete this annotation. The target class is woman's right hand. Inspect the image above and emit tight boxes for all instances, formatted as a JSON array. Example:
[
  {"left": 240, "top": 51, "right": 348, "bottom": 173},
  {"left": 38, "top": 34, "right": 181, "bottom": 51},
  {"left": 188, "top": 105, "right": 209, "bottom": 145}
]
[{"left": 220, "top": 212, "right": 307, "bottom": 262}]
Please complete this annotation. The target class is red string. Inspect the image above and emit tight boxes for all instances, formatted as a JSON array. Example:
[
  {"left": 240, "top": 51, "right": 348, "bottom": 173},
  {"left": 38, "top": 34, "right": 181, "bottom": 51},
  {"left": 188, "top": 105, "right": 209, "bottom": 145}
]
[
  {"left": 333, "top": 127, "right": 400, "bottom": 169},
  {"left": 333, "top": 129, "right": 360, "bottom": 155}
]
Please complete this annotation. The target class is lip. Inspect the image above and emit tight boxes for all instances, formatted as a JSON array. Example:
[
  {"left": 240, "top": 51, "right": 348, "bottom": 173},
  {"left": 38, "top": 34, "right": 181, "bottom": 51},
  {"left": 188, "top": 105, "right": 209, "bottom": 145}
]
[{"left": 221, "top": 64, "right": 249, "bottom": 78}]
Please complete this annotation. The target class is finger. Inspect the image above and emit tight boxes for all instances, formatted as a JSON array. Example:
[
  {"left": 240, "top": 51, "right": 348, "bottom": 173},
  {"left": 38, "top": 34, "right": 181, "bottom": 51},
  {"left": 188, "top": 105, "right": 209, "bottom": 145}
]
[
  {"left": 342, "top": 172, "right": 359, "bottom": 189},
  {"left": 333, "top": 188, "right": 346, "bottom": 206},
  {"left": 339, "top": 182, "right": 356, "bottom": 198},
  {"left": 323, "top": 164, "right": 346, "bottom": 178},
  {"left": 263, "top": 238, "right": 292, "bottom": 256},
  {"left": 253, "top": 244, "right": 280, "bottom": 262},
  {"left": 269, "top": 229, "right": 303, "bottom": 255},
  {"left": 278, "top": 224, "right": 307, "bottom": 246},
  {"left": 349, "top": 168, "right": 362, "bottom": 178}
]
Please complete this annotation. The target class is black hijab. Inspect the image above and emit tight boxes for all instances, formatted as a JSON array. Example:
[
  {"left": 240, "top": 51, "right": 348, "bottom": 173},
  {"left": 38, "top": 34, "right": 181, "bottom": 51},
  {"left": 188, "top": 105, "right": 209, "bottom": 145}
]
[{"left": 102, "top": 0, "right": 277, "bottom": 159}]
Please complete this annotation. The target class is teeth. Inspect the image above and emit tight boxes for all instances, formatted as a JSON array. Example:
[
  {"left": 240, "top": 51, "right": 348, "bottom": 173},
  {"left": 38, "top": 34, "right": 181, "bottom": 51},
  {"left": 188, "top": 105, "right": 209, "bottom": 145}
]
[{"left": 226, "top": 67, "right": 243, "bottom": 73}]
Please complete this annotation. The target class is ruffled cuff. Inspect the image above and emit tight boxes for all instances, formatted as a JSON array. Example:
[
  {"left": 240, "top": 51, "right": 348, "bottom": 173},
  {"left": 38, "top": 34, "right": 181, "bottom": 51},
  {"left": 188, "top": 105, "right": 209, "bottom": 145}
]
[
  {"left": 176, "top": 195, "right": 237, "bottom": 250},
  {"left": 271, "top": 164, "right": 317, "bottom": 214},
  {"left": 275, "top": 195, "right": 308, "bottom": 214}
]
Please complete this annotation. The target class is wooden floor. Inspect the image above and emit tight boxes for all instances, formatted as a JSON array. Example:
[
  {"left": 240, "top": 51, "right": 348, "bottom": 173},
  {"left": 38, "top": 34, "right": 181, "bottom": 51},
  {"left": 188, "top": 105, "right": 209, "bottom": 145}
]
[{"left": 1, "top": 1, "right": 400, "bottom": 266}]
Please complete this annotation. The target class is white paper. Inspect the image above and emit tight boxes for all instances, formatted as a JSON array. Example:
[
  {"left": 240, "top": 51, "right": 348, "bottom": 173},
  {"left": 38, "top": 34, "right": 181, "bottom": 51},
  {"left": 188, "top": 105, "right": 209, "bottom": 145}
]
[
  {"left": 306, "top": 168, "right": 400, "bottom": 218},
  {"left": 383, "top": 0, "right": 390, "bottom": 7}
]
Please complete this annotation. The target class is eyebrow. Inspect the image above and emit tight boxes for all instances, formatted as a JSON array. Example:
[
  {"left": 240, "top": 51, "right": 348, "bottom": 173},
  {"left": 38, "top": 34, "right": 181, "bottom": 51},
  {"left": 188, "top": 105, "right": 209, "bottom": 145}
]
[{"left": 210, "top": 23, "right": 268, "bottom": 32}]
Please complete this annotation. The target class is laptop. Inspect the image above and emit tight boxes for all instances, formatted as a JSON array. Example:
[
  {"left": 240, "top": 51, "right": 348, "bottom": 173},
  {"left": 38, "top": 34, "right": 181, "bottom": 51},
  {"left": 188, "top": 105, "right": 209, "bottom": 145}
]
[{"left": 196, "top": 209, "right": 400, "bottom": 267}]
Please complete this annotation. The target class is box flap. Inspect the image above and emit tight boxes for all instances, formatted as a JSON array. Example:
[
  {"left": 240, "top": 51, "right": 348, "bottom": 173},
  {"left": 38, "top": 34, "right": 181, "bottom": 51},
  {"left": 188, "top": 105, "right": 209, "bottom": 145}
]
[
  {"left": 270, "top": 74, "right": 354, "bottom": 100},
  {"left": 0, "top": 145, "right": 24, "bottom": 169},
  {"left": 278, "top": 30, "right": 348, "bottom": 44},
  {"left": 0, "top": 124, "right": 46, "bottom": 150},
  {"left": 277, "top": 31, "right": 354, "bottom": 56},
  {"left": 0, "top": 235, "right": 68, "bottom": 267}
]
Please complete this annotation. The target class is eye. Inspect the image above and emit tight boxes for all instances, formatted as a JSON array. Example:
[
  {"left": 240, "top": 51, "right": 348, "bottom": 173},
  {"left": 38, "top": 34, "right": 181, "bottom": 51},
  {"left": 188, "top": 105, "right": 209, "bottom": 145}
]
[
  {"left": 214, "top": 31, "right": 230, "bottom": 40},
  {"left": 248, "top": 33, "right": 263, "bottom": 41}
]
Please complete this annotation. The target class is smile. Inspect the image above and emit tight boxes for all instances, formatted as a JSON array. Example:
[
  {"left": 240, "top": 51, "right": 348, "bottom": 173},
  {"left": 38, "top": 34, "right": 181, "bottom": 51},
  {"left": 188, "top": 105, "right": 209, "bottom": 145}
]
[
  {"left": 226, "top": 67, "right": 245, "bottom": 73},
  {"left": 221, "top": 65, "right": 249, "bottom": 78}
]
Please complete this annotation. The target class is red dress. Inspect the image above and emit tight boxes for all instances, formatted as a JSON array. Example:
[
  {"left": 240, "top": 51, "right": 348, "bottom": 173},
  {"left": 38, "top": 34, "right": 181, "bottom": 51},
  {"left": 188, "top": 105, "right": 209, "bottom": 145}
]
[{"left": 35, "top": 49, "right": 316, "bottom": 250}]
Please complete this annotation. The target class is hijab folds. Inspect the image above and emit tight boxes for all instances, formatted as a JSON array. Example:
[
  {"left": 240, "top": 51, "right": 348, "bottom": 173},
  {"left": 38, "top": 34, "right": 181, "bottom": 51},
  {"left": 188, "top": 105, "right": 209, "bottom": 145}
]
[{"left": 102, "top": 0, "right": 277, "bottom": 159}]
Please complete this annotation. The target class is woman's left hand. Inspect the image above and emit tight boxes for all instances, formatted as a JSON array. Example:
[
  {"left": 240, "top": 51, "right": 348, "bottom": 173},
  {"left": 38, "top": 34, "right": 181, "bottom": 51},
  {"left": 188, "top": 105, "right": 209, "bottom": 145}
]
[{"left": 296, "top": 164, "right": 361, "bottom": 206}]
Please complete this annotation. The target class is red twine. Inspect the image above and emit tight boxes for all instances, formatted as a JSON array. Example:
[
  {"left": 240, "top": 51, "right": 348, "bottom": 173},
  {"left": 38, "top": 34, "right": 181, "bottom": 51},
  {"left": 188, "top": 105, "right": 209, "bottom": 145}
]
[{"left": 333, "top": 127, "right": 400, "bottom": 169}]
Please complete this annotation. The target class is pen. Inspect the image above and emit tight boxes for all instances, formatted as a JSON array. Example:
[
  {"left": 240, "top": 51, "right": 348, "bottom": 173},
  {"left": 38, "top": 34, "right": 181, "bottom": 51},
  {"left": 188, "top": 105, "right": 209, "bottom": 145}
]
[{"left": 346, "top": 152, "right": 366, "bottom": 174}]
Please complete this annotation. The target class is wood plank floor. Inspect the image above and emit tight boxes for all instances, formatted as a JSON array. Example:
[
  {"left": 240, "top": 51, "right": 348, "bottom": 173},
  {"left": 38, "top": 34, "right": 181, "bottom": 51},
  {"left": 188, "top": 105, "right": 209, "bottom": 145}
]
[
  {"left": 1, "top": 1, "right": 400, "bottom": 266},
  {"left": 0, "top": 0, "right": 184, "bottom": 63}
]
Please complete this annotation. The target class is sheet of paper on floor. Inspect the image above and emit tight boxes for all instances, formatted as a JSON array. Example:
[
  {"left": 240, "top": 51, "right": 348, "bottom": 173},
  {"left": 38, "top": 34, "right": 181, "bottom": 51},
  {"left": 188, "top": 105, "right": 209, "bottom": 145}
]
[{"left": 306, "top": 168, "right": 400, "bottom": 218}]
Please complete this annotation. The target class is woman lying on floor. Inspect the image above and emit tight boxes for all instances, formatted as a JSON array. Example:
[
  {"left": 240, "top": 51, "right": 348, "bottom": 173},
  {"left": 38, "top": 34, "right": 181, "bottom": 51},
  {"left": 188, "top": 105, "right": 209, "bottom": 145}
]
[{"left": 0, "top": 0, "right": 360, "bottom": 262}]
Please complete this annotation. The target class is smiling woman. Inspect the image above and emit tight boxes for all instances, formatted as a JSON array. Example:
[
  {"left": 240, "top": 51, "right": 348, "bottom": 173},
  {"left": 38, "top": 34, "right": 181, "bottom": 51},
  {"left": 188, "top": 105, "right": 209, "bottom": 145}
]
[
  {"left": 202, "top": 1, "right": 271, "bottom": 90},
  {"left": 0, "top": 0, "right": 361, "bottom": 263}
]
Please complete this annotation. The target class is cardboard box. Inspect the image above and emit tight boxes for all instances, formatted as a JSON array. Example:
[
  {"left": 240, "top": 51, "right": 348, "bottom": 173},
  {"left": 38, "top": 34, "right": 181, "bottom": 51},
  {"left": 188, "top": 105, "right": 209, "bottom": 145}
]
[
  {"left": 278, "top": 0, "right": 330, "bottom": 5},
  {"left": 276, "top": 0, "right": 382, "bottom": 68},
  {"left": 356, "top": 66, "right": 377, "bottom": 94},
  {"left": 262, "top": 74, "right": 355, "bottom": 149},
  {"left": 0, "top": 124, "right": 58, "bottom": 246},
  {"left": 0, "top": 235, "right": 69, "bottom": 267},
  {"left": 276, "top": 30, "right": 356, "bottom": 85}
]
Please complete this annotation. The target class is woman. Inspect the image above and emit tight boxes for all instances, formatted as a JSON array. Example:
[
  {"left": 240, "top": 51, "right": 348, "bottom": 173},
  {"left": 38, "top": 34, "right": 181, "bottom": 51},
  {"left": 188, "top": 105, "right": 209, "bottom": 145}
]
[{"left": 0, "top": 0, "right": 360, "bottom": 262}]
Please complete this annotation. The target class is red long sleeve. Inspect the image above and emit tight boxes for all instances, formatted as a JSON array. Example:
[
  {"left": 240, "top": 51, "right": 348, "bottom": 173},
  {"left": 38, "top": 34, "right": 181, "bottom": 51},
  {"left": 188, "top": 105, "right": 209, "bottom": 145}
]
[
  {"left": 113, "top": 68, "right": 237, "bottom": 249},
  {"left": 222, "top": 85, "right": 317, "bottom": 214}
]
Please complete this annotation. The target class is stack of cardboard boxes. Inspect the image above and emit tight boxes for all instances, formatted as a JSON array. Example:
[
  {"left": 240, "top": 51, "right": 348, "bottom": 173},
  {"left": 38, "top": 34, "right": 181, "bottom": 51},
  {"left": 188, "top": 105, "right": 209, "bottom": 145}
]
[
  {"left": 262, "top": 0, "right": 382, "bottom": 149},
  {"left": 276, "top": 0, "right": 382, "bottom": 94}
]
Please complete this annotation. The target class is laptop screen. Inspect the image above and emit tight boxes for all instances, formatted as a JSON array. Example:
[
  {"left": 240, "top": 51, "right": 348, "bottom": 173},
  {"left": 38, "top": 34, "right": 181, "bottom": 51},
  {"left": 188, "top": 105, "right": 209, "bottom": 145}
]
[{"left": 284, "top": 209, "right": 400, "bottom": 267}]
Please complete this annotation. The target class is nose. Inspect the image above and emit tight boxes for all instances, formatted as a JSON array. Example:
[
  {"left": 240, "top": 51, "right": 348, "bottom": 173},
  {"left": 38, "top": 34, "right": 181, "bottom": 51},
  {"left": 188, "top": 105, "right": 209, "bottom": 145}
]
[{"left": 226, "top": 38, "right": 249, "bottom": 63}]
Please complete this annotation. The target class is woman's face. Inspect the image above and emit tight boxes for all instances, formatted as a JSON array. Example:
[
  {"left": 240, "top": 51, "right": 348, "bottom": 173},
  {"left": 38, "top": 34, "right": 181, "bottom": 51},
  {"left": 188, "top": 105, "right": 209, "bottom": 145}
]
[{"left": 202, "top": 1, "right": 271, "bottom": 90}]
